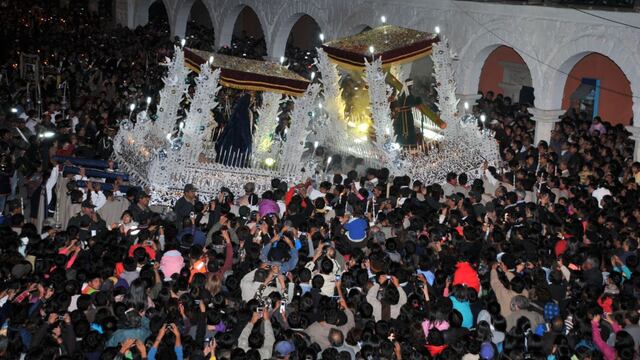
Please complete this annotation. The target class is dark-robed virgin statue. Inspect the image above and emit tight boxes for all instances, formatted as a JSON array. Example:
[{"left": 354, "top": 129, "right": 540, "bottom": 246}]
[{"left": 215, "top": 93, "right": 254, "bottom": 166}]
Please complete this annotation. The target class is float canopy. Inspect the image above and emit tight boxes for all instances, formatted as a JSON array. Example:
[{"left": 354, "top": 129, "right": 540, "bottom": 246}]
[{"left": 185, "top": 48, "right": 310, "bottom": 97}]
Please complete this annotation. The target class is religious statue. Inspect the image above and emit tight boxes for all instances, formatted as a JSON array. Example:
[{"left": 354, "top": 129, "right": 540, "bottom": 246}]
[
  {"left": 214, "top": 92, "right": 255, "bottom": 166},
  {"left": 391, "top": 79, "right": 422, "bottom": 147}
]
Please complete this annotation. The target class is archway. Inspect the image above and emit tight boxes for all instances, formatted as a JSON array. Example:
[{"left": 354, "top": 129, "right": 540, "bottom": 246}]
[
  {"left": 283, "top": 15, "right": 322, "bottom": 77},
  {"left": 224, "top": 6, "right": 266, "bottom": 59},
  {"left": 148, "top": 0, "right": 169, "bottom": 26},
  {"left": 560, "top": 53, "right": 632, "bottom": 126},
  {"left": 185, "top": 0, "right": 214, "bottom": 50},
  {"left": 478, "top": 45, "right": 533, "bottom": 105}
]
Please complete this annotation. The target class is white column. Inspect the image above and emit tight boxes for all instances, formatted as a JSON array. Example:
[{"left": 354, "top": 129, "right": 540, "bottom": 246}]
[
  {"left": 528, "top": 107, "right": 563, "bottom": 145},
  {"left": 626, "top": 126, "right": 640, "bottom": 161}
]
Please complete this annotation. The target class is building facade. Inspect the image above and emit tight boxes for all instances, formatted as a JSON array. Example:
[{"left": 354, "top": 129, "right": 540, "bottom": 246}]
[{"left": 113, "top": 0, "right": 640, "bottom": 158}]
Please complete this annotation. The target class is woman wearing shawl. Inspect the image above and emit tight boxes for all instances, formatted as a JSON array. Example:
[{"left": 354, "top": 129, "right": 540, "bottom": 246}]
[{"left": 215, "top": 93, "right": 254, "bottom": 166}]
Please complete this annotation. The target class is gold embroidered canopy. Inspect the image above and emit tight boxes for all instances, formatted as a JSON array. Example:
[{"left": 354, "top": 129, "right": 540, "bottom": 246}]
[
  {"left": 184, "top": 48, "right": 310, "bottom": 97},
  {"left": 321, "top": 25, "right": 439, "bottom": 70}
]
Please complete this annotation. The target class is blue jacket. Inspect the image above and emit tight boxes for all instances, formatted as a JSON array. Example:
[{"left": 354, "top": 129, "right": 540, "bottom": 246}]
[
  {"left": 106, "top": 317, "right": 151, "bottom": 347},
  {"left": 260, "top": 242, "right": 299, "bottom": 273},
  {"left": 344, "top": 217, "right": 368, "bottom": 242}
]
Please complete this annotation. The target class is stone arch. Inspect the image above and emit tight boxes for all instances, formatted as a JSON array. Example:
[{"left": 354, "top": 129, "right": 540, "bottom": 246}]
[
  {"left": 270, "top": 13, "right": 324, "bottom": 62},
  {"left": 216, "top": 4, "right": 266, "bottom": 53},
  {"left": 543, "top": 34, "right": 640, "bottom": 122},
  {"left": 556, "top": 52, "right": 632, "bottom": 125},
  {"left": 477, "top": 45, "right": 533, "bottom": 104},
  {"left": 456, "top": 25, "right": 543, "bottom": 101},
  {"left": 133, "top": 0, "right": 171, "bottom": 30},
  {"left": 173, "top": 0, "right": 215, "bottom": 44}
]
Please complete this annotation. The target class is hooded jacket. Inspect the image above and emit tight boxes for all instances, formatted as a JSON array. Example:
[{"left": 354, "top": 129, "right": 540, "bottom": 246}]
[{"left": 453, "top": 261, "right": 480, "bottom": 293}]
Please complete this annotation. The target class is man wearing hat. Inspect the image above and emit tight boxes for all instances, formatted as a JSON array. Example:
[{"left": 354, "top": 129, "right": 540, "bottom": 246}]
[
  {"left": 128, "top": 191, "right": 154, "bottom": 225},
  {"left": 391, "top": 79, "right": 422, "bottom": 147},
  {"left": 273, "top": 340, "right": 295, "bottom": 359},
  {"left": 174, "top": 183, "right": 197, "bottom": 230},
  {"left": 67, "top": 199, "right": 107, "bottom": 233}
]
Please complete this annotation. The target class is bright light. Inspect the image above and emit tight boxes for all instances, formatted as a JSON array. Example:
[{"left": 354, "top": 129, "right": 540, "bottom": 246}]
[
  {"left": 146, "top": 96, "right": 152, "bottom": 105},
  {"left": 279, "top": 56, "right": 285, "bottom": 64},
  {"left": 10, "top": 108, "right": 17, "bottom": 113},
  {"left": 357, "top": 123, "right": 369, "bottom": 132},
  {"left": 380, "top": 15, "right": 387, "bottom": 23},
  {"left": 319, "top": 33, "right": 325, "bottom": 42},
  {"left": 354, "top": 87, "right": 359, "bottom": 91},
  {"left": 314, "top": 141, "right": 319, "bottom": 149},
  {"left": 129, "top": 103, "right": 135, "bottom": 112},
  {"left": 209, "top": 56, "right": 214, "bottom": 63},
  {"left": 480, "top": 114, "right": 486, "bottom": 123},
  {"left": 463, "top": 101, "right": 469, "bottom": 110},
  {"left": 327, "top": 156, "right": 332, "bottom": 165},
  {"left": 180, "top": 39, "right": 186, "bottom": 47},
  {"left": 242, "top": 53, "right": 247, "bottom": 57},
  {"left": 369, "top": 45, "right": 375, "bottom": 54},
  {"left": 310, "top": 71, "right": 315, "bottom": 80},
  {"left": 318, "top": 103, "right": 323, "bottom": 109},
  {"left": 434, "top": 26, "right": 441, "bottom": 34},
  {"left": 39, "top": 131, "right": 55, "bottom": 138},
  {"left": 166, "top": 133, "right": 172, "bottom": 140},
  {"left": 264, "top": 158, "right": 275, "bottom": 167}
]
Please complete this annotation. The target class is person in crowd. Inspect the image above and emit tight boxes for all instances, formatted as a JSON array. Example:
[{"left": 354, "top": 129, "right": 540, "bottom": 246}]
[{"left": 174, "top": 183, "right": 197, "bottom": 230}]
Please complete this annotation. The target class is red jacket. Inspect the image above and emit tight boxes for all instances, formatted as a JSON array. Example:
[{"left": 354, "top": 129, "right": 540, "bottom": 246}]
[{"left": 452, "top": 261, "right": 480, "bottom": 293}]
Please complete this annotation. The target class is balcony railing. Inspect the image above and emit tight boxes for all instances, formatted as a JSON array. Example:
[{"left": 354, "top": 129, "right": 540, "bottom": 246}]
[{"left": 459, "top": 0, "right": 639, "bottom": 11}]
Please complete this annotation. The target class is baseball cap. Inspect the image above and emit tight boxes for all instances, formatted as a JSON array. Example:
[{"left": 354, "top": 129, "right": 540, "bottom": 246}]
[
  {"left": 447, "top": 193, "right": 462, "bottom": 203},
  {"left": 184, "top": 183, "right": 197, "bottom": 192},
  {"left": 274, "top": 340, "right": 295, "bottom": 357},
  {"left": 138, "top": 192, "right": 150, "bottom": 199},
  {"left": 81, "top": 199, "right": 96, "bottom": 209}
]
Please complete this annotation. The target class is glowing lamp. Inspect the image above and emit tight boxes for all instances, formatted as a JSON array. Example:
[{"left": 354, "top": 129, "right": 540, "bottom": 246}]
[{"left": 265, "top": 158, "right": 275, "bottom": 167}]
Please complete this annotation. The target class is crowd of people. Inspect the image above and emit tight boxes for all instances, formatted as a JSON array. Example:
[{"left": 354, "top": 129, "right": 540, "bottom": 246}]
[{"left": 2, "top": 1, "right": 640, "bottom": 360}]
